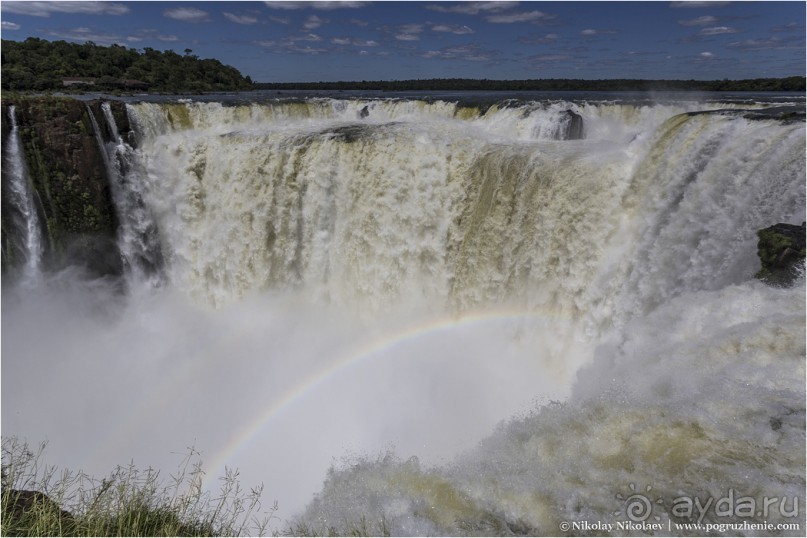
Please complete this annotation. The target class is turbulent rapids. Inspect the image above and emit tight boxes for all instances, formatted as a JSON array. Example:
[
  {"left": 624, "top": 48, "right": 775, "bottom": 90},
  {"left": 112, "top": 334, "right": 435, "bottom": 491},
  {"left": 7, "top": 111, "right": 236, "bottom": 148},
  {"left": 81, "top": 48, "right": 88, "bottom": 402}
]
[{"left": 2, "top": 94, "right": 805, "bottom": 535}]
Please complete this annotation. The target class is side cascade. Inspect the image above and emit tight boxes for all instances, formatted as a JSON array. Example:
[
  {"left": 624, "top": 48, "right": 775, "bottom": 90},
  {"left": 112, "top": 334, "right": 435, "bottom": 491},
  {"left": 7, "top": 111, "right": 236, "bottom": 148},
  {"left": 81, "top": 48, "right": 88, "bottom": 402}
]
[
  {"left": 87, "top": 102, "right": 164, "bottom": 289},
  {"left": 2, "top": 105, "right": 45, "bottom": 283}
]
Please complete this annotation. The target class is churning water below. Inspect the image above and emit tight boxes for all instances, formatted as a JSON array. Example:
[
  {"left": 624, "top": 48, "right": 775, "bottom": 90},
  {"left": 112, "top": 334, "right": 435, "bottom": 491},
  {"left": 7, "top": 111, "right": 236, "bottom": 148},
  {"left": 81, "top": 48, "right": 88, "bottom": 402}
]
[{"left": 2, "top": 95, "right": 805, "bottom": 535}]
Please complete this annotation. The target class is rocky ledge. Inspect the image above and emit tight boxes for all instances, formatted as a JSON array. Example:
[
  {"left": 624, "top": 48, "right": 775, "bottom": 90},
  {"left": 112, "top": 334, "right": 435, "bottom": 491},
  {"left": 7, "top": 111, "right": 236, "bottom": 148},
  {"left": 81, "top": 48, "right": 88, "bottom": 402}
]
[
  {"left": 755, "top": 222, "right": 805, "bottom": 287},
  {"left": 1, "top": 96, "right": 130, "bottom": 278}
]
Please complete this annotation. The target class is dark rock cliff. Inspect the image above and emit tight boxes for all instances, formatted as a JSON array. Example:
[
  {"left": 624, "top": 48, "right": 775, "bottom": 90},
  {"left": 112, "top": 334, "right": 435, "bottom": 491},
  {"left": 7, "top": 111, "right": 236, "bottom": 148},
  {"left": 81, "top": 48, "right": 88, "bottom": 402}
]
[
  {"left": 755, "top": 222, "right": 806, "bottom": 287},
  {"left": 1, "top": 96, "right": 129, "bottom": 278},
  {"left": 561, "top": 109, "right": 584, "bottom": 140}
]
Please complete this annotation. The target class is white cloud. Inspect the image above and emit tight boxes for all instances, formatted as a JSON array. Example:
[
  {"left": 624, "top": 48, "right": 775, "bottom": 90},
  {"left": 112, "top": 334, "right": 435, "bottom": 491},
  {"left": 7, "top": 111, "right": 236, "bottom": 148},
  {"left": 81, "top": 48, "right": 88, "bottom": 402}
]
[
  {"left": 127, "top": 29, "right": 180, "bottom": 43},
  {"left": 290, "top": 33, "right": 324, "bottom": 42},
  {"left": 581, "top": 28, "right": 618, "bottom": 36},
  {"left": 521, "top": 33, "right": 559, "bottom": 44},
  {"left": 427, "top": 2, "right": 518, "bottom": 15},
  {"left": 394, "top": 23, "right": 423, "bottom": 41},
  {"left": 270, "top": 16, "right": 291, "bottom": 24},
  {"left": 624, "top": 50, "right": 664, "bottom": 56},
  {"left": 302, "top": 15, "right": 328, "bottom": 30},
  {"left": 670, "top": 2, "right": 731, "bottom": 7},
  {"left": 445, "top": 44, "right": 476, "bottom": 54},
  {"left": 698, "top": 26, "right": 738, "bottom": 35},
  {"left": 2, "top": 1, "right": 129, "bottom": 17},
  {"left": 421, "top": 44, "right": 494, "bottom": 62},
  {"left": 464, "top": 54, "right": 493, "bottom": 61},
  {"left": 421, "top": 50, "right": 440, "bottom": 58},
  {"left": 487, "top": 11, "right": 552, "bottom": 24},
  {"left": 431, "top": 24, "right": 475, "bottom": 35},
  {"left": 256, "top": 36, "right": 330, "bottom": 55},
  {"left": 678, "top": 15, "right": 718, "bottom": 26},
  {"left": 532, "top": 55, "right": 571, "bottom": 63},
  {"left": 47, "top": 27, "right": 122, "bottom": 44},
  {"left": 399, "top": 24, "right": 424, "bottom": 34},
  {"left": 772, "top": 22, "right": 803, "bottom": 33},
  {"left": 264, "top": 1, "right": 300, "bottom": 9},
  {"left": 2, "top": 21, "right": 21, "bottom": 30},
  {"left": 332, "top": 37, "right": 378, "bottom": 46},
  {"left": 286, "top": 45, "right": 328, "bottom": 54},
  {"left": 264, "top": 1, "right": 369, "bottom": 10},
  {"left": 700, "top": 51, "right": 714, "bottom": 58},
  {"left": 305, "top": 1, "right": 369, "bottom": 9},
  {"left": 727, "top": 37, "right": 790, "bottom": 50},
  {"left": 223, "top": 12, "right": 259, "bottom": 25},
  {"left": 164, "top": 7, "right": 210, "bottom": 23}
]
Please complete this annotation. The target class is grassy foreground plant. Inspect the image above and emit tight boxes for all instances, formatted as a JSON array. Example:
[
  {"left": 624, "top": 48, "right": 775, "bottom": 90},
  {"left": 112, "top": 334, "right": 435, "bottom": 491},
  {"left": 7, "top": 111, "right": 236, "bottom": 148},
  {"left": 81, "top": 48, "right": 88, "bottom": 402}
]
[{"left": 1, "top": 437, "right": 275, "bottom": 536}]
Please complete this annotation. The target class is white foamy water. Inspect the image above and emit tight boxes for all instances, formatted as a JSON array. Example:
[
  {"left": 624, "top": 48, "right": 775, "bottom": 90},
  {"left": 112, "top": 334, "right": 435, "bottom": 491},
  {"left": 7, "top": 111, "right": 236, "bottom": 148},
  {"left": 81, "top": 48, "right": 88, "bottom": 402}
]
[
  {"left": 3, "top": 105, "right": 44, "bottom": 284},
  {"left": 2, "top": 97, "right": 804, "bottom": 535},
  {"left": 86, "top": 102, "right": 164, "bottom": 290}
]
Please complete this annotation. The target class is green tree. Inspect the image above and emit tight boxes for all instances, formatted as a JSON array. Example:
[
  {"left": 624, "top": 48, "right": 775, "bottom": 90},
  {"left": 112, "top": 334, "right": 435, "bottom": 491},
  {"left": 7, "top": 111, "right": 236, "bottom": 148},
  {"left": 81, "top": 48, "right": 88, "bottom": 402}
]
[{"left": 0, "top": 39, "right": 254, "bottom": 93}]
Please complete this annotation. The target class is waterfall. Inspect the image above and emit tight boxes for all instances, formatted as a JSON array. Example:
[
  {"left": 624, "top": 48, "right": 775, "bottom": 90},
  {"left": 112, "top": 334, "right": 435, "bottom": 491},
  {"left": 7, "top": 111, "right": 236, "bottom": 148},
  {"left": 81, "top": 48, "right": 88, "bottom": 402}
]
[
  {"left": 87, "top": 103, "right": 164, "bottom": 289},
  {"left": 123, "top": 99, "right": 804, "bottom": 318},
  {"left": 2, "top": 105, "right": 44, "bottom": 283},
  {"left": 124, "top": 100, "right": 647, "bottom": 309},
  {"left": 611, "top": 111, "right": 806, "bottom": 318},
  {"left": 100, "top": 102, "right": 122, "bottom": 141},
  {"left": 3, "top": 95, "right": 804, "bottom": 535}
]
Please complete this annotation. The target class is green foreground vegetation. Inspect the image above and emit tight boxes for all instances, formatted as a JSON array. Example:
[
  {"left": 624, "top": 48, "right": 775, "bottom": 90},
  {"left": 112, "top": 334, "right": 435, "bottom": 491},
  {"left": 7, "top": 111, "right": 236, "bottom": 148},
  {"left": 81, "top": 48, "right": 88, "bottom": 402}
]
[
  {"left": 0, "top": 437, "right": 389, "bottom": 537},
  {"left": 1, "top": 438, "right": 273, "bottom": 536}
]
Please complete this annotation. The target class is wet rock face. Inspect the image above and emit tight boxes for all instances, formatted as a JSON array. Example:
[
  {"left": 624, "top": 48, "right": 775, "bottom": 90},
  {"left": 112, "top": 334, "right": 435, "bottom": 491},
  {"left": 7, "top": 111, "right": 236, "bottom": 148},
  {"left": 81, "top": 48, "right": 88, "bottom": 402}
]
[
  {"left": 1, "top": 97, "right": 122, "bottom": 278},
  {"left": 86, "top": 100, "right": 134, "bottom": 146},
  {"left": 561, "top": 109, "right": 584, "bottom": 140},
  {"left": 755, "top": 222, "right": 806, "bottom": 287}
]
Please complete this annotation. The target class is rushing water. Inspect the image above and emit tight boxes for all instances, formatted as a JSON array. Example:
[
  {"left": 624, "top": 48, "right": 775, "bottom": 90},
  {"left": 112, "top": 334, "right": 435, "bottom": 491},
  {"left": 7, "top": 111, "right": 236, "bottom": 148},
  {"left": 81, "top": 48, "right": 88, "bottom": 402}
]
[
  {"left": 87, "top": 103, "right": 164, "bottom": 290},
  {"left": 2, "top": 105, "right": 44, "bottom": 284},
  {"left": 2, "top": 94, "right": 804, "bottom": 535}
]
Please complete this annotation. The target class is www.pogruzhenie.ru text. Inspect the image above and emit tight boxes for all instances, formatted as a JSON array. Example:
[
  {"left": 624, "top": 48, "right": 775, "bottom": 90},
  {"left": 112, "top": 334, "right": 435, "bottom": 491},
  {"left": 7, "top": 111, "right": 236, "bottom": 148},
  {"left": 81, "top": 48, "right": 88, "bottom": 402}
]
[{"left": 673, "top": 521, "right": 801, "bottom": 533}]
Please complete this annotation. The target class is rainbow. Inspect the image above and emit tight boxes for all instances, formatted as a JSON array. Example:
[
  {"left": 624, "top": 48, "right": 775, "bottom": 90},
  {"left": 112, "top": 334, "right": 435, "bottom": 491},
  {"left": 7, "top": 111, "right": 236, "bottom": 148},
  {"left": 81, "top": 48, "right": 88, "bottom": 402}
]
[{"left": 199, "top": 306, "right": 570, "bottom": 489}]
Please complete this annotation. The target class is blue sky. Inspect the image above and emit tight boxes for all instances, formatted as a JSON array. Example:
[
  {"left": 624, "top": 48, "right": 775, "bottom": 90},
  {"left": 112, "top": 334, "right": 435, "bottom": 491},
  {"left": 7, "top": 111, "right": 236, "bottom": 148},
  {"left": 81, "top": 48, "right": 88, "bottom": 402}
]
[{"left": 1, "top": 1, "right": 804, "bottom": 82}]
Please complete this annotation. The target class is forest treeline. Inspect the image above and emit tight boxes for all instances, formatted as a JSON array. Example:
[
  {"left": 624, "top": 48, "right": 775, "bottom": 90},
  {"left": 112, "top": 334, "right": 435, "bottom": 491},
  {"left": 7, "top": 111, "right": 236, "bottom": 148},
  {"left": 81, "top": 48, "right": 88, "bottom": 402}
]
[
  {"left": 1, "top": 38, "right": 254, "bottom": 93},
  {"left": 258, "top": 76, "right": 806, "bottom": 92},
  {"left": 2, "top": 37, "right": 803, "bottom": 94}
]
